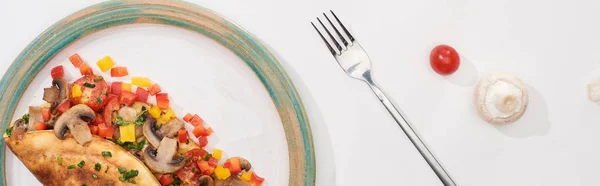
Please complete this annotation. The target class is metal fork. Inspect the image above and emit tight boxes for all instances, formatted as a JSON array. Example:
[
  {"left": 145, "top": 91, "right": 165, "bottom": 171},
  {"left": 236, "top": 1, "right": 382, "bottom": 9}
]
[{"left": 311, "top": 11, "right": 457, "bottom": 186}]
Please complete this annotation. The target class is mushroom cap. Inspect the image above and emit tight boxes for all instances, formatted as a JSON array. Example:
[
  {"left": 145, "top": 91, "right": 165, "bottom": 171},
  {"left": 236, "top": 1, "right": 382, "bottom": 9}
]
[
  {"left": 142, "top": 115, "right": 163, "bottom": 148},
  {"left": 474, "top": 72, "right": 529, "bottom": 124},
  {"left": 141, "top": 137, "right": 185, "bottom": 173}
]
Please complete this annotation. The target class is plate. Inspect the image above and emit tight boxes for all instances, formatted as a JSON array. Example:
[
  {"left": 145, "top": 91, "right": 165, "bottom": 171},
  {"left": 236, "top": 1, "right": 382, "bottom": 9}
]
[{"left": 0, "top": 0, "right": 315, "bottom": 185}]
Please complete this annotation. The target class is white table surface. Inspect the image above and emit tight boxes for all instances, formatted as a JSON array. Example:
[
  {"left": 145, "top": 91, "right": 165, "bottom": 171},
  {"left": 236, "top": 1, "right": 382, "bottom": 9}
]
[{"left": 3, "top": 0, "right": 600, "bottom": 186}]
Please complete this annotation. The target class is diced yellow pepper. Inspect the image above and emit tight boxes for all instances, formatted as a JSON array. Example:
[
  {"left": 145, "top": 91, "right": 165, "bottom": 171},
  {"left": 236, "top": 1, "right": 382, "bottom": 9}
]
[
  {"left": 240, "top": 171, "right": 252, "bottom": 182},
  {"left": 96, "top": 56, "right": 115, "bottom": 72},
  {"left": 131, "top": 76, "right": 151, "bottom": 87},
  {"left": 164, "top": 108, "right": 175, "bottom": 119},
  {"left": 121, "top": 83, "right": 132, "bottom": 92},
  {"left": 149, "top": 106, "right": 161, "bottom": 119},
  {"left": 71, "top": 84, "right": 82, "bottom": 98},
  {"left": 119, "top": 124, "right": 136, "bottom": 142},
  {"left": 158, "top": 114, "right": 171, "bottom": 125},
  {"left": 212, "top": 148, "right": 223, "bottom": 159},
  {"left": 214, "top": 166, "right": 231, "bottom": 180}
]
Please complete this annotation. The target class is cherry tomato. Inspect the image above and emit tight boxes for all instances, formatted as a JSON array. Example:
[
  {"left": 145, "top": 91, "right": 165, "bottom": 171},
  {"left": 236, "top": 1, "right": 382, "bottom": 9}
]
[
  {"left": 430, "top": 44, "right": 460, "bottom": 76},
  {"left": 159, "top": 174, "right": 174, "bottom": 186},
  {"left": 71, "top": 75, "right": 109, "bottom": 111},
  {"left": 103, "top": 95, "right": 119, "bottom": 125}
]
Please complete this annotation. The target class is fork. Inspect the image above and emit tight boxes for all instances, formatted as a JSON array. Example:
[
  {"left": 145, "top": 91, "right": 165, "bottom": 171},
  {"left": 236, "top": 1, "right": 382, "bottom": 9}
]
[{"left": 311, "top": 11, "right": 457, "bottom": 186}]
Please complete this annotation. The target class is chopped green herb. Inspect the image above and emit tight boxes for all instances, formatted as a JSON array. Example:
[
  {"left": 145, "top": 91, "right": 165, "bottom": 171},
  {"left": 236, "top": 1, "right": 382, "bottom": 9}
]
[
  {"left": 103, "top": 184, "right": 112, "bottom": 186},
  {"left": 22, "top": 113, "right": 29, "bottom": 124},
  {"left": 134, "top": 111, "right": 147, "bottom": 126},
  {"left": 82, "top": 184, "right": 87, "bottom": 186},
  {"left": 97, "top": 97, "right": 102, "bottom": 104},
  {"left": 128, "top": 180, "right": 136, "bottom": 184},
  {"left": 102, "top": 151, "right": 112, "bottom": 157},
  {"left": 94, "top": 76, "right": 104, "bottom": 82},
  {"left": 67, "top": 165, "right": 76, "bottom": 169},
  {"left": 119, "top": 177, "right": 126, "bottom": 181},
  {"left": 57, "top": 157, "right": 63, "bottom": 165},
  {"left": 101, "top": 91, "right": 107, "bottom": 95},
  {"left": 94, "top": 163, "right": 101, "bottom": 171},
  {"left": 83, "top": 82, "right": 96, "bottom": 88},
  {"left": 98, "top": 108, "right": 104, "bottom": 114},
  {"left": 118, "top": 140, "right": 146, "bottom": 151},
  {"left": 5, "top": 126, "right": 13, "bottom": 137},
  {"left": 191, "top": 167, "right": 196, "bottom": 172},
  {"left": 92, "top": 174, "right": 98, "bottom": 180},
  {"left": 203, "top": 153, "right": 212, "bottom": 161},
  {"left": 122, "top": 169, "right": 139, "bottom": 179},
  {"left": 185, "top": 157, "right": 191, "bottom": 162},
  {"left": 172, "top": 173, "right": 182, "bottom": 186},
  {"left": 77, "top": 160, "right": 85, "bottom": 168},
  {"left": 116, "top": 116, "right": 127, "bottom": 126},
  {"left": 118, "top": 167, "right": 127, "bottom": 174}
]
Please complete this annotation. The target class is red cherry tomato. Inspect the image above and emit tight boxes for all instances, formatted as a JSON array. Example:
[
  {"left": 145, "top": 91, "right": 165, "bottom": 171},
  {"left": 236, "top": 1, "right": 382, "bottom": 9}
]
[
  {"left": 429, "top": 45, "right": 460, "bottom": 76},
  {"left": 71, "top": 75, "right": 109, "bottom": 111}
]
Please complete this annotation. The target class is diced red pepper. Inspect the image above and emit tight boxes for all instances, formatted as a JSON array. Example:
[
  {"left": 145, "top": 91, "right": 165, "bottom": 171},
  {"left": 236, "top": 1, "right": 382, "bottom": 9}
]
[
  {"left": 79, "top": 63, "right": 94, "bottom": 76},
  {"left": 103, "top": 95, "right": 119, "bottom": 125},
  {"left": 42, "top": 107, "right": 51, "bottom": 121},
  {"left": 89, "top": 125, "right": 99, "bottom": 135},
  {"left": 135, "top": 87, "right": 149, "bottom": 102},
  {"left": 110, "top": 66, "right": 128, "bottom": 77},
  {"left": 159, "top": 174, "right": 174, "bottom": 186},
  {"left": 92, "top": 113, "right": 104, "bottom": 125},
  {"left": 250, "top": 172, "right": 265, "bottom": 186},
  {"left": 197, "top": 161, "right": 210, "bottom": 172},
  {"left": 111, "top": 81, "right": 122, "bottom": 95},
  {"left": 69, "top": 53, "right": 84, "bottom": 68},
  {"left": 208, "top": 157, "right": 218, "bottom": 167},
  {"left": 227, "top": 157, "right": 242, "bottom": 174},
  {"left": 98, "top": 124, "right": 114, "bottom": 139},
  {"left": 50, "top": 65, "right": 64, "bottom": 79},
  {"left": 119, "top": 91, "right": 138, "bottom": 106},
  {"left": 183, "top": 113, "right": 193, "bottom": 122},
  {"left": 189, "top": 114, "right": 204, "bottom": 127},
  {"left": 178, "top": 129, "right": 188, "bottom": 143},
  {"left": 148, "top": 84, "right": 162, "bottom": 95},
  {"left": 192, "top": 125, "right": 209, "bottom": 137},
  {"left": 156, "top": 93, "right": 169, "bottom": 110},
  {"left": 56, "top": 101, "right": 71, "bottom": 114},
  {"left": 34, "top": 122, "right": 47, "bottom": 130},
  {"left": 198, "top": 136, "right": 208, "bottom": 147}
]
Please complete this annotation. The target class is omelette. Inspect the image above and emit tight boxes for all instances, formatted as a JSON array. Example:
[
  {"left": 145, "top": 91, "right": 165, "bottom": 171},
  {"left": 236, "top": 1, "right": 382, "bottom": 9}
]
[{"left": 3, "top": 54, "right": 265, "bottom": 186}]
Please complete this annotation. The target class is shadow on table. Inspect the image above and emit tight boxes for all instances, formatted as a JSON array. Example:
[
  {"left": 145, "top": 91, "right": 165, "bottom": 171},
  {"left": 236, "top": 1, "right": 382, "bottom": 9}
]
[
  {"left": 262, "top": 44, "right": 337, "bottom": 185},
  {"left": 445, "top": 55, "right": 479, "bottom": 87},
  {"left": 493, "top": 85, "right": 552, "bottom": 138}
]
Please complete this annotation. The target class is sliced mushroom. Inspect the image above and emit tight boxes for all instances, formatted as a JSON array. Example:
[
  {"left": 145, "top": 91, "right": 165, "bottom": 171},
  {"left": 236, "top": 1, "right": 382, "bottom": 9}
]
[
  {"left": 214, "top": 176, "right": 249, "bottom": 186},
  {"left": 474, "top": 73, "right": 528, "bottom": 124},
  {"left": 159, "top": 118, "right": 184, "bottom": 138},
  {"left": 43, "top": 87, "right": 60, "bottom": 104},
  {"left": 27, "top": 106, "right": 43, "bottom": 131},
  {"left": 142, "top": 137, "right": 185, "bottom": 173},
  {"left": 199, "top": 175, "right": 214, "bottom": 186},
  {"left": 143, "top": 115, "right": 163, "bottom": 148},
  {"left": 10, "top": 118, "right": 27, "bottom": 140},
  {"left": 48, "top": 78, "right": 69, "bottom": 113},
  {"left": 53, "top": 104, "right": 95, "bottom": 145},
  {"left": 118, "top": 106, "right": 138, "bottom": 122},
  {"left": 226, "top": 157, "right": 252, "bottom": 172},
  {"left": 132, "top": 102, "right": 151, "bottom": 114}
]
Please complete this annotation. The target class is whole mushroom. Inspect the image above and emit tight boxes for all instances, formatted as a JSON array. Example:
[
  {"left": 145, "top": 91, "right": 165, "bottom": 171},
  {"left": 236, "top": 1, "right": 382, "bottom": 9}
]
[
  {"left": 474, "top": 73, "right": 529, "bottom": 124},
  {"left": 53, "top": 104, "right": 95, "bottom": 145}
]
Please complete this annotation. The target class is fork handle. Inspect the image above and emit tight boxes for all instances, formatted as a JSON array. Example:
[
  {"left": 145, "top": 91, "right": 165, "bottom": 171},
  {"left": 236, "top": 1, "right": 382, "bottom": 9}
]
[{"left": 365, "top": 79, "right": 457, "bottom": 186}]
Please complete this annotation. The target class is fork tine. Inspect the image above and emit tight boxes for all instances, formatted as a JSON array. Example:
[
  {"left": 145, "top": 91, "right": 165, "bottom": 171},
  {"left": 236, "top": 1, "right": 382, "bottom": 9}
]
[
  {"left": 323, "top": 13, "right": 348, "bottom": 47},
  {"left": 330, "top": 10, "right": 355, "bottom": 42},
  {"left": 317, "top": 17, "right": 343, "bottom": 52},
  {"left": 311, "top": 22, "right": 337, "bottom": 55}
]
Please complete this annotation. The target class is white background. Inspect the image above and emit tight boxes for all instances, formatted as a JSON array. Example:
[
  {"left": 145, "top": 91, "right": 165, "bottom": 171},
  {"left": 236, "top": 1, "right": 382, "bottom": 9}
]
[{"left": 2, "top": 0, "right": 600, "bottom": 186}]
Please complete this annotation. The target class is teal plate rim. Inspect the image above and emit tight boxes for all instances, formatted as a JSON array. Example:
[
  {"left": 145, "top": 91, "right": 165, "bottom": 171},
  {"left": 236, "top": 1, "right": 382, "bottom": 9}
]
[{"left": 0, "top": 0, "right": 315, "bottom": 185}]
